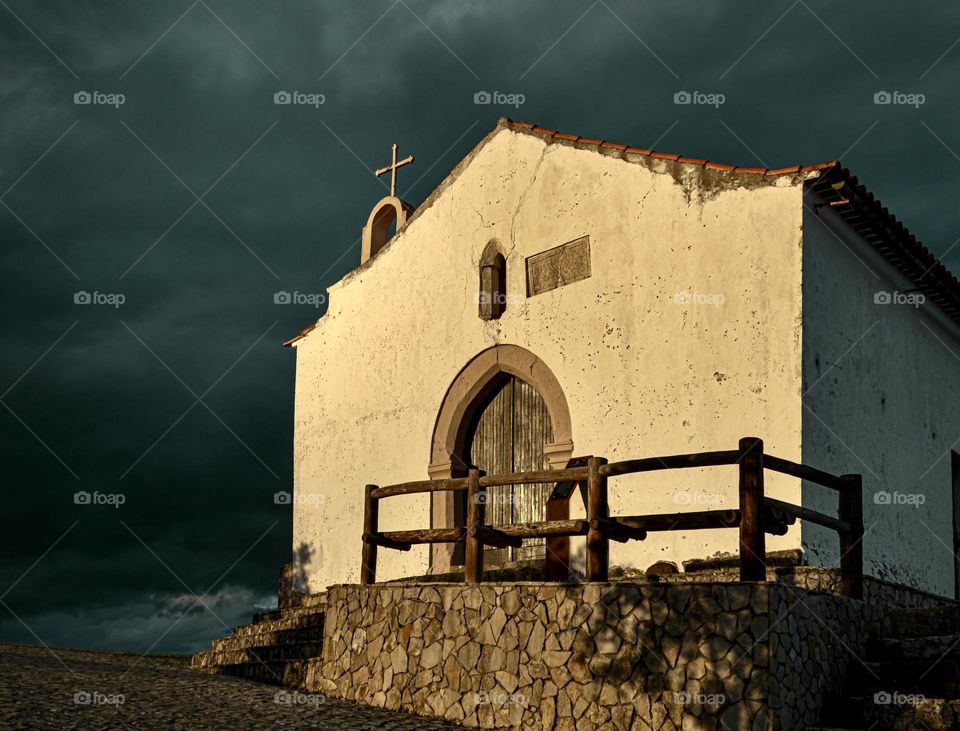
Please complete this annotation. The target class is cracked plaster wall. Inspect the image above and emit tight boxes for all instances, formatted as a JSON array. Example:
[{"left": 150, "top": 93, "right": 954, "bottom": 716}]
[{"left": 291, "top": 126, "right": 809, "bottom": 592}]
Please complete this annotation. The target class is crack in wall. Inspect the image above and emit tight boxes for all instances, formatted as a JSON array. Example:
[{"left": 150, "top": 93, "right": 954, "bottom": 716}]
[{"left": 509, "top": 144, "right": 551, "bottom": 249}]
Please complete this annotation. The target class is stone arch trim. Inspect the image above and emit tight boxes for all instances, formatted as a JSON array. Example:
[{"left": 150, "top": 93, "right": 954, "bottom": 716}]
[
  {"left": 479, "top": 239, "right": 505, "bottom": 267},
  {"left": 361, "top": 195, "right": 415, "bottom": 264},
  {"left": 428, "top": 344, "right": 574, "bottom": 572}
]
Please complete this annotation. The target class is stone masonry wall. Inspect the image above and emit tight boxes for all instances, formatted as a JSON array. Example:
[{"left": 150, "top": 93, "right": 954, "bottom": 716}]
[
  {"left": 765, "top": 578, "right": 949, "bottom": 729},
  {"left": 309, "top": 580, "right": 949, "bottom": 730},
  {"left": 768, "top": 586, "right": 877, "bottom": 730},
  {"left": 313, "top": 582, "right": 775, "bottom": 729}
]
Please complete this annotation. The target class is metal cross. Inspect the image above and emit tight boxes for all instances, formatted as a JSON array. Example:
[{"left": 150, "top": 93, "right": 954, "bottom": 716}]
[{"left": 375, "top": 143, "right": 414, "bottom": 197}]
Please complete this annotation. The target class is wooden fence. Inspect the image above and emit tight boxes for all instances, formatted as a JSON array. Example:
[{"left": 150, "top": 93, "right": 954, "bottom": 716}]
[{"left": 360, "top": 437, "right": 865, "bottom": 599}]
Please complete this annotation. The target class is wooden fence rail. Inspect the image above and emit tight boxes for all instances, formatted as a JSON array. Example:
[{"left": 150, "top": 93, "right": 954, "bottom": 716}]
[{"left": 359, "top": 436, "right": 865, "bottom": 599}]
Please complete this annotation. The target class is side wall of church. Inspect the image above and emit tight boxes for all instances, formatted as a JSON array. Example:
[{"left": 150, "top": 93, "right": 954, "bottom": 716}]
[
  {"left": 801, "top": 197, "right": 960, "bottom": 596},
  {"left": 291, "top": 126, "right": 809, "bottom": 592}
]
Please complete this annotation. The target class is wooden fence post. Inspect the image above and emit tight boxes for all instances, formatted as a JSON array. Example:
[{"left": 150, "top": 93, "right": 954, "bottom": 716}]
[
  {"left": 839, "top": 474, "right": 864, "bottom": 599},
  {"left": 360, "top": 484, "right": 379, "bottom": 585},
  {"left": 738, "top": 437, "right": 766, "bottom": 582},
  {"left": 586, "top": 456, "right": 609, "bottom": 582},
  {"left": 465, "top": 469, "right": 484, "bottom": 584},
  {"left": 545, "top": 495, "right": 571, "bottom": 581}
]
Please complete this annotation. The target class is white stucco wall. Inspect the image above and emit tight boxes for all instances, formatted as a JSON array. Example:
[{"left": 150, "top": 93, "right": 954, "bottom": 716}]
[
  {"left": 801, "top": 197, "right": 960, "bottom": 596},
  {"left": 290, "top": 124, "right": 812, "bottom": 593}
]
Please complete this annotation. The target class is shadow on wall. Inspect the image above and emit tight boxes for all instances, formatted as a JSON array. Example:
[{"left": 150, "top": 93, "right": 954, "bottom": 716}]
[
  {"left": 569, "top": 540, "right": 587, "bottom": 578},
  {"left": 279, "top": 542, "right": 316, "bottom": 605},
  {"left": 571, "top": 582, "right": 764, "bottom": 727}
]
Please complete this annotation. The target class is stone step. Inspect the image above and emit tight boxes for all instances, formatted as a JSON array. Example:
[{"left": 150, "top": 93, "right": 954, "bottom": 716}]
[
  {"left": 252, "top": 605, "right": 326, "bottom": 623},
  {"left": 861, "top": 696, "right": 960, "bottom": 730},
  {"left": 191, "top": 640, "right": 324, "bottom": 668},
  {"left": 287, "top": 591, "right": 327, "bottom": 610},
  {"left": 872, "top": 634, "right": 960, "bottom": 663},
  {"left": 211, "top": 625, "right": 325, "bottom": 652},
  {"left": 232, "top": 611, "right": 325, "bottom": 637},
  {"left": 194, "top": 657, "right": 313, "bottom": 687},
  {"left": 851, "top": 660, "right": 960, "bottom": 697},
  {"left": 884, "top": 606, "right": 960, "bottom": 638},
  {"left": 683, "top": 548, "right": 803, "bottom": 572}
]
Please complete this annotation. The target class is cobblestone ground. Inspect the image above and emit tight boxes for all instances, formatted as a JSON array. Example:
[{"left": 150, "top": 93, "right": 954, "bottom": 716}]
[{"left": 0, "top": 644, "right": 465, "bottom": 730}]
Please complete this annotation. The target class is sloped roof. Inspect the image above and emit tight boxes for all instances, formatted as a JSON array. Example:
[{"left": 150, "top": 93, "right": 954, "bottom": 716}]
[
  {"left": 505, "top": 119, "right": 836, "bottom": 176},
  {"left": 284, "top": 119, "right": 960, "bottom": 345},
  {"left": 806, "top": 165, "right": 960, "bottom": 323}
]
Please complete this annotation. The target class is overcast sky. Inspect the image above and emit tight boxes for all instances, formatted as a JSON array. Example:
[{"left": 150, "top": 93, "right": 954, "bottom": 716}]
[{"left": 3, "top": 0, "right": 960, "bottom": 653}]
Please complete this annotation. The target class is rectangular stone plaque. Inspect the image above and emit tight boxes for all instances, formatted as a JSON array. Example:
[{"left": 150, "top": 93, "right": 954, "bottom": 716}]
[{"left": 525, "top": 235, "right": 591, "bottom": 297}]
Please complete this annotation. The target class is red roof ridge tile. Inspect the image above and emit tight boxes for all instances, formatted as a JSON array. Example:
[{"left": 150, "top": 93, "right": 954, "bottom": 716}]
[
  {"left": 282, "top": 323, "right": 316, "bottom": 347},
  {"left": 506, "top": 118, "right": 839, "bottom": 177}
]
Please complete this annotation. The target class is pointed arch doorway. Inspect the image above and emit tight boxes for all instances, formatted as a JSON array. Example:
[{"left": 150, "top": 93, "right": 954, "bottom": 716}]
[{"left": 429, "top": 345, "right": 574, "bottom": 573}]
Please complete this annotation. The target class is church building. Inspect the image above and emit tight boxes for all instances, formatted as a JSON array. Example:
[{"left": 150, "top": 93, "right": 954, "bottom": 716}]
[{"left": 283, "top": 117, "right": 960, "bottom": 600}]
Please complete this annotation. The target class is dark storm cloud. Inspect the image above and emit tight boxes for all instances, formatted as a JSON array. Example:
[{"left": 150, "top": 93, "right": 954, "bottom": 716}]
[{"left": 3, "top": 0, "right": 960, "bottom": 651}]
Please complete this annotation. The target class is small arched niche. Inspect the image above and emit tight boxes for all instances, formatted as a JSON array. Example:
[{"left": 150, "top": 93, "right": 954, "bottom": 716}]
[
  {"left": 361, "top": 196, "right": 415, "bottom": 264},
  {"left": 478, "top": 240, "right": 507, "bottom": 320}
]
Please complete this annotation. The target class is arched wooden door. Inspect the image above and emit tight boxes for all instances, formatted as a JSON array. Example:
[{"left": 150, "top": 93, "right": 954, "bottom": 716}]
[{"left": 464, "top": 375, "right": 554, "bottom": 563}]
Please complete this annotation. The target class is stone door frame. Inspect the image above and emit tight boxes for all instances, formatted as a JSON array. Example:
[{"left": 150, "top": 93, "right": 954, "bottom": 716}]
[{"left": 428, "top": 344, "right": 573, "bottom": 572}]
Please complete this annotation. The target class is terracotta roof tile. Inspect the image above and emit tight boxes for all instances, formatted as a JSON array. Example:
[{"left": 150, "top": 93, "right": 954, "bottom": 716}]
[
  {"left": 282, "top": 323, "right": 316, "bottom": 347},
  {"left": 800, "top": 161, "right": 839, "bottom": 172},
  {"left": 808, "top": 164, "right": 960, "bottom": 327},
  {"left": 504, "top": 119, "right": 837, "bottom": 179},
  {"left": 766, "top": 166, "right": 802, "bottom": 176}
]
